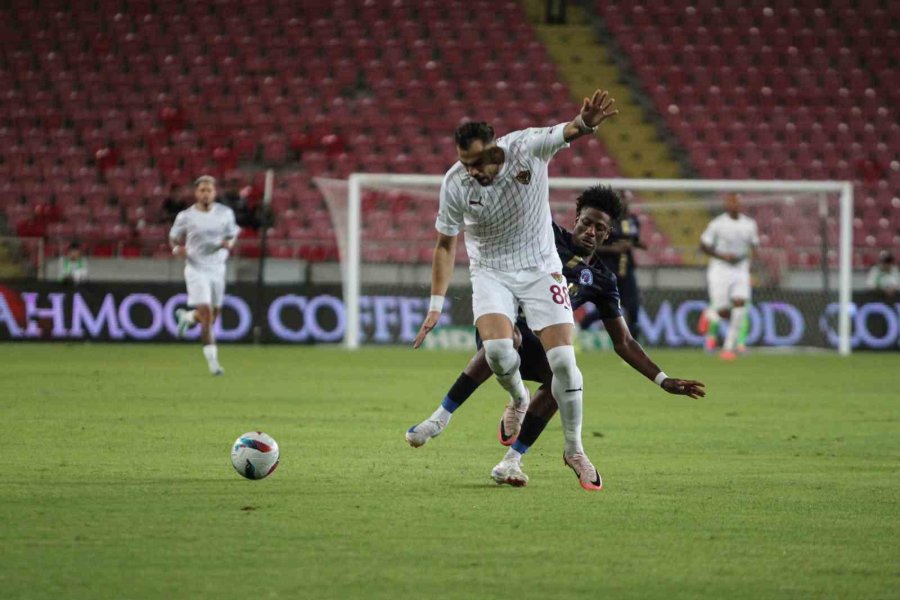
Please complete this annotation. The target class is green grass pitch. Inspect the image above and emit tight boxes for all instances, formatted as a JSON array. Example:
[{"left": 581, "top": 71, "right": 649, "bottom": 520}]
[{"left": 1, "top": 344, "right": 898, "bottom": 599}]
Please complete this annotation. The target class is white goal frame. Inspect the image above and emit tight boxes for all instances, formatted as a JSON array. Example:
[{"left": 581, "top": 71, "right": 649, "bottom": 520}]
[{"left": 344, "top": 174, "right": 854, "bottom": 354}]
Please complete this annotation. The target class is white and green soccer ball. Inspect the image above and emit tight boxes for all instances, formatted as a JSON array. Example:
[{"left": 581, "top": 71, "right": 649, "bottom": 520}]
[{"left": 231, "top": 431, "right": 280, "bottom": 480}]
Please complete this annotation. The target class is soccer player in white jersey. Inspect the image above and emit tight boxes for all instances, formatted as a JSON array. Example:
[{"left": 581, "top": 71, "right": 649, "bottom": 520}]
[
  {"left": 412, "top": 89, "right": 618, "bottom": 491},
  {"left": 698, "top": 193, "right": 759, "bottom": 361},
  {"left": 169, "top": 175, "right": 240, "bottom": 375}
]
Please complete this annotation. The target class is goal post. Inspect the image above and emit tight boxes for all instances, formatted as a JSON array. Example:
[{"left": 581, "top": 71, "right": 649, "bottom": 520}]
[{"left": 333, "top": 174, "right": 853, "bottom": 354}]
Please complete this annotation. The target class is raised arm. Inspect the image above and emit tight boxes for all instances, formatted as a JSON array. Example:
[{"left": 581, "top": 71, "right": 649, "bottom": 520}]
[
  {"left": 563, "top": 89, "right": 618, "bottom": 142},
  {"left": 604, "top": 316, "right": 706, "bottom": 398},
  {"left": 413, "top": 233, "right": 457, "bottom": 349}
]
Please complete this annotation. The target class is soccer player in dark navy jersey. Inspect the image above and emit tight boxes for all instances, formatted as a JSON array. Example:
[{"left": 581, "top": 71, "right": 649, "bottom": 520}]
[{"left": 406, "top": 185, "right": 705, "bottom": 490}]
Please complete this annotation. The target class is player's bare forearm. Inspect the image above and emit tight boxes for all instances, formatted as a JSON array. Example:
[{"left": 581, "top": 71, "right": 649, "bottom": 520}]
[
  {"left": 562, "top": 121, "right": 594, "bottom": 143},
  {"left": 700, "top": 243, "right": 731, "bottom": 263},
  {"left": 604, "top": 317, "right": 660, "bottom": 380},
  {"left": 594, "top": 241, "right": 631, "bottom": 255},
  {"left": 430, "top": 233, "right": 457, "bottom": 296},
  {"left": 614, "top": 334, "right": 661, "bottom": 381},
  {"left": 169, "top": 238, "right": 186, "bottom": 256},
  {"left": 413, "top": 233, "right": 457, "bottom": 349}
]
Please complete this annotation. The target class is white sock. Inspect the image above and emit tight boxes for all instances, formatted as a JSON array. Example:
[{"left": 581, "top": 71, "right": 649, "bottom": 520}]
[
  {"left": 184, "top": 310, "right": 197, "bottom": 325},
  {"left": 503, "top": 447, "right": 522, "bottom": 462},
  {"left": 546, "top": 345, "right": 584, "bottom": 456},
  {"left": 430, "top": 405, "right": 452, "bottom": 427},
  {"left": 482, "top": 338, "right": 529, "bottom": 407},
  {"left": 724, "top": 306, "right": 746, "bottom": 351},
  {"left": 203, "top": 344, "right": 218, "bottom": 364}
]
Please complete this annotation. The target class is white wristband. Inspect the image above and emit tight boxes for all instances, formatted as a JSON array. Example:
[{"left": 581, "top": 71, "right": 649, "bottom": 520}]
[
  {"left": 429, "top": 295, "right": 445, "bottom": 313},
  {"left": 574, "top": 113, "right": 596, "bottom": 133},
  {"left": 654, "top": 371, "right": 669, "bottom": 387}
]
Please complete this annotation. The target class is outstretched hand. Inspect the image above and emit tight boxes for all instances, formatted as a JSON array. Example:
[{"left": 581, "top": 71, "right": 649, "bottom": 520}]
[
  {"left": 413, "top": 310, "right": 441, "bottom": 349},
  {"left": 580, "top": 89, "right": 618, "bottom": 128},
  {"left": 661, "top": 378, "right": 706, "bottom": 399}
]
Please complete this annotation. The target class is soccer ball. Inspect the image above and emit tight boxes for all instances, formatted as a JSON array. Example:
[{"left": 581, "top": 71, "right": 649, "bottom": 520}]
[{"left": 231, "top": 431, "right": 280, "bottom": 480}]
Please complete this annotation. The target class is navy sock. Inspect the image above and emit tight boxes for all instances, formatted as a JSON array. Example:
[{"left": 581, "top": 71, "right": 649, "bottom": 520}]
[
  {"left": 511, "top": 413, "right": 550, "bottom": 455},
  {"left": 440, "top": 372, "right": 480, "bottom": 413}
]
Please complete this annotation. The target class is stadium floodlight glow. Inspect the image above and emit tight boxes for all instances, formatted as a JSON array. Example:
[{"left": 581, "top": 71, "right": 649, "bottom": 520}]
[{"left": 336, "top": 174, "right": 853, "bottom": 355}]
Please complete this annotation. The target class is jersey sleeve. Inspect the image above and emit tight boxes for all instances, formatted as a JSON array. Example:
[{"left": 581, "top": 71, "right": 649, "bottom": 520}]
[
  {"left": 435, "top": 176, "right": 464, "bottom": 236},
  {"left": 168, "top": 211, "right": 187, "bottom": 243},
  {"left": 866, "top": 267, "right": 879, "bottom": 289},
  {"left": 524, "top": 123, "right": 570, "bottom": 161},
  {"left": 700, "top": 219, "right": 717, "bottom": 247},
  {"left": 225, "top": 208, "right": 240, "bottom": 239},
  {"left": 749, "top": 219, "right": 760, "bottom": 247}
]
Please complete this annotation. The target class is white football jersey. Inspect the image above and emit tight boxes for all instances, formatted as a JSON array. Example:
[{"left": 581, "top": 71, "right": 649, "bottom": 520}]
[
  {"left": 700, "top": 213, "right": 759, "bottom": 272},
  {"left": 435, "top": 124, "right": 570, "bottom": 273},
  {"left": 169, "top": 203, "right": 239, "bottom": 273}
]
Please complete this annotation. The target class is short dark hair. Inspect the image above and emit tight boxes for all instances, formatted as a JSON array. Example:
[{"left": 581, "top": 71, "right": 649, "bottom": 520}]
[
  {"left": 454, "top": 121, "right": 494, "bottom": 150},
  {"left": 576, "top": 185, "right": 624, "bottom": 221}
]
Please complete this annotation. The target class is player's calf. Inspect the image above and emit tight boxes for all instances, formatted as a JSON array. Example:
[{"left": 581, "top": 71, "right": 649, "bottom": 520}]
[{"left": 546, "top": 345, "right": 585, "bottom": 457}]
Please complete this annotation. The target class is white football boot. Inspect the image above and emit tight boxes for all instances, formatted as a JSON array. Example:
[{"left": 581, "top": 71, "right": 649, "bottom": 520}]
[
  {"left": 490, "top": 458, "right": 529, "bottom": 487},
  {"left": 405, "top": 418, "right": 445, "bottom": 448}
]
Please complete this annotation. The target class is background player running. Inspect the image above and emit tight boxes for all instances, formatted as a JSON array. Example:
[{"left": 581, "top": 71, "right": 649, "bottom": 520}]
[
  {"left": 407, "top": 186, "right": 705, "bottom": 489},
  {"left": 585, "top": 192, "right": 645, "bottom": 340},
  {"left": 698, "top": 193, "right": 759, "bottom": 360},
  {"left": 169, "top": 175, "right": 239, "bottom": 375}
]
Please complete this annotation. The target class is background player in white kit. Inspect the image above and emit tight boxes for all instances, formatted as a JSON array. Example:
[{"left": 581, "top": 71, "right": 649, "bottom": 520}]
[
  {"left": 698, "top": 193, "right": 759, "bottom": 361},
  {"left": 412, "top": 89, "right": 618, "bottom": 491},
  {"left": 169, "top": 175, "right": 239, "bottom": 375}
]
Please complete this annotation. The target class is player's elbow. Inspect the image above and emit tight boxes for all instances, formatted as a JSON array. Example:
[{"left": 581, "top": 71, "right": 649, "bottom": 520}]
[
  {"left": 612, "top": 339, "right": 631, "bottom": 358},
  {"left": 611, "top": 330, "right": 637, "bottom": 355},
  {"left": 435, "top": 234, "right": 456, "bottom": 252}
]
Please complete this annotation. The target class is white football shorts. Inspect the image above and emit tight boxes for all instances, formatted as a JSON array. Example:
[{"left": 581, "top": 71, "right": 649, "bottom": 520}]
[
  {"left": 471, "top": 267, "right": 574, "bottom": 332},
  {"left": 708, "top": 266, "right": 751, "bottom": 310},
  {"left": 185, "top": 265, "right": 226, "bottom": 308}
]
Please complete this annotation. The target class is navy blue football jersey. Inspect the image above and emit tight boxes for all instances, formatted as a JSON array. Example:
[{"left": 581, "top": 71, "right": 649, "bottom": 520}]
[{"left": 552, "top": 222, "right": 623, "bottom": 319}]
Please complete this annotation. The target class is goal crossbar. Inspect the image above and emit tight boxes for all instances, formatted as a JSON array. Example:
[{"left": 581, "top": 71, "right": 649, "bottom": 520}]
[{"left": 344, "top": 174, "right": 853, "bottom": 354}]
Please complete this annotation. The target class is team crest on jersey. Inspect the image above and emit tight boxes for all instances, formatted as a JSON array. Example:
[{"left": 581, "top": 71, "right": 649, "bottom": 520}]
[
  {"left": 551, "top": 272, "right": 563, "bottom": 284},
  {"left": 515, "top": 170, "right": 532, "bottom": 185},
  {"left": 579, "top": 269, "right": 593, "bottom": 286}
]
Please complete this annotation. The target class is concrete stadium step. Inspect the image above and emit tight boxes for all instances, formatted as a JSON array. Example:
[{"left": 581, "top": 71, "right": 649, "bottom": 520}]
[{"left": 522, "top": 2, "right": 710, "bottom": 261}]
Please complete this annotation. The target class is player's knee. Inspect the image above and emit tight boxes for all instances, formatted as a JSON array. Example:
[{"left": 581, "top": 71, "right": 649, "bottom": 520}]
[
  {"left": 546, "top": 345, "right": 581, "bottom": 385},
  {"left": 483, "top": 338, "right": 519, "bottom": 376}
]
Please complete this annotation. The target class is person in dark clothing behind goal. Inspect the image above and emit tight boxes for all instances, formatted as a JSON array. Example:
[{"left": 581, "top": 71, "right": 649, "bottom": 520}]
[{"left": 583, "top": 192, "right": 645, "bottom": 339}]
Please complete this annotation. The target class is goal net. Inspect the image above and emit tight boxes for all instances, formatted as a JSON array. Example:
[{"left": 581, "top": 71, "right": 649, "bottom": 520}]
[{"left": 315, "top": 175, "right": 853, "bottom": 354}]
